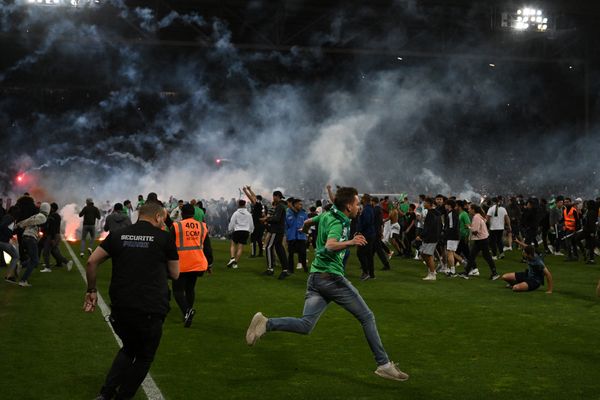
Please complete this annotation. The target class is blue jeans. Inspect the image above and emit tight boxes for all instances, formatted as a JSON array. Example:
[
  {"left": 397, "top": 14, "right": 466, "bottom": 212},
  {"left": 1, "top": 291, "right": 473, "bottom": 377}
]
[
  {"left": 20, "top": 236, "right": 39, "bottom": 282},
  {"left": 80, "top": 225, "right": 96, "bottom": 253},
  {"left": 267, "top": 272, "right": 390, "bottom": 366}
]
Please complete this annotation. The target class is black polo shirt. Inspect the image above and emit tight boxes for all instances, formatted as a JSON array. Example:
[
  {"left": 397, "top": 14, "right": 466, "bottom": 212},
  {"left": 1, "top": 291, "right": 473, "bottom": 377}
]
[{"left": 100, "top": 221, "right": 179, "bottom": 316}]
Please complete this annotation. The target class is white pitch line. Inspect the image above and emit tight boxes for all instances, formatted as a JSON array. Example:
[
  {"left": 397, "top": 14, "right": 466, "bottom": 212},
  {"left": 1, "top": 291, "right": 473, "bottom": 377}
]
[{"left": 63, "top": 238, "right": 165, "bottom": 400}]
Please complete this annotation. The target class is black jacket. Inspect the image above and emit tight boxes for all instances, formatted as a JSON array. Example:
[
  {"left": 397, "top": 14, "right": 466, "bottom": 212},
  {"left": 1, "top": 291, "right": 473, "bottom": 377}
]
[
  {"left": 79, "top": 205, "right": 101, "bottom": 226},
  {"left": 422, "top": 208, "right": 442, "bottom": 243}
]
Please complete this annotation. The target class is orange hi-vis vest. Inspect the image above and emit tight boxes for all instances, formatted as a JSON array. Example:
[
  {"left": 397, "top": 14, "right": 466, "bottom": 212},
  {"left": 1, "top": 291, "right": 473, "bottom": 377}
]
[
  {"left": 563, "top": 207, "right": 577, "bottom": 232},
  {"left": 173, "top": 218, "right": 208, "bottom": 273}
]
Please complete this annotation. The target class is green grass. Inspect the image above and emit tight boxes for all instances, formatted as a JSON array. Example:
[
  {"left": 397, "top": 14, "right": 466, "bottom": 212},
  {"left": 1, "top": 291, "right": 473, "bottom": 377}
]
[{"left": 1, "top": 240, "right": 600, "bottom": 400}]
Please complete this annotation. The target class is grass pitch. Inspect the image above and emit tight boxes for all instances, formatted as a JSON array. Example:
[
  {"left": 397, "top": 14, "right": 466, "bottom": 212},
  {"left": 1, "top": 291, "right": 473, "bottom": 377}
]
[{"left": 1, "top": 240, "right": 599, "bottom": 399}]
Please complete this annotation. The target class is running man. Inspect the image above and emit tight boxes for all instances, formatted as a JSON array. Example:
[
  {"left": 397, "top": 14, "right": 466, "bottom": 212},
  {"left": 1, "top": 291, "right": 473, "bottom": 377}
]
[{"left": 245, "top": 187, "right": 409, "bottom": 382}]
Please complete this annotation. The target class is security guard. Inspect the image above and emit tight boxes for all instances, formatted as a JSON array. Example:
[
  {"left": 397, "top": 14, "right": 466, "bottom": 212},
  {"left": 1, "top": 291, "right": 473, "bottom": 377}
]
[
  {"left": 84, "top": 202, "right": 179, "bottom": 400},
  {"left": 171, "top": 204, "right": 213, "bottom": 327}
]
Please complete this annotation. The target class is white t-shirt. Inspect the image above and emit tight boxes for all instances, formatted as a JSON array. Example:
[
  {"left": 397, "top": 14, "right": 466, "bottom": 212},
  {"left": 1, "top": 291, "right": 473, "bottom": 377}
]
[{"left": 487, "top": 205, "right": 507, "bottom": 231}]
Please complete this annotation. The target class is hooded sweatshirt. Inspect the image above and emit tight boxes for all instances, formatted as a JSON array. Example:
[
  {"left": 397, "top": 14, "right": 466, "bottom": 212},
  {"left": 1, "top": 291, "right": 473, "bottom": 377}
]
[
  {"left": 228, "top": 208, "right": 254, "bottom": 233},
  {"left": 19, "top": 203, "right": 50, "bottom": 240},
  {"left": 104, "top": 211, "right": 132, "bottom": 233}
]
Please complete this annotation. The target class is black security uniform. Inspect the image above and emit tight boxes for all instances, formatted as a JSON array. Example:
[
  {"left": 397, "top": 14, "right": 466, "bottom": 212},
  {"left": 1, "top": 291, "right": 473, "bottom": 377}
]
[{"left": 97, "top": 220, "right": 178, "bottom": 400}]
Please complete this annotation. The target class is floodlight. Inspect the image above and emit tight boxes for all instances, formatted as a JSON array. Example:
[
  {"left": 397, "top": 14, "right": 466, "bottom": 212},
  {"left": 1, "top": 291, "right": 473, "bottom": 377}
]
[
  {"left": 536, "top": 16, "right": 542, "bottom": 23},
  {"left": 517, "top": 9, "right": 522, "bottom": 14},
  {"left": 543, "top": 17, "right": 548, "bottom": 23},
  {"left": 536, "top": 10, "right": 542, "bottom": 16}
]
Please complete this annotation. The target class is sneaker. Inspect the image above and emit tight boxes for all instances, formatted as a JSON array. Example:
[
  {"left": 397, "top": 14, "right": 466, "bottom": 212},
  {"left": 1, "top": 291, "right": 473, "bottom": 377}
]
[
  {"left": 447, "top": 266, "right": 456, "bottom": 276},
  {"left": 492, "top": 256, "right": 498, "bottom": 261},
  {"left": 387, "top": 251, "right": 394, "bottom": 260},
  {"left": 232, "top": 262, "right": 239, "bottom": 269},
  {"left": 422, "top": 272, "right": 436, "bottom": 281},
  {"left": 455, "top": 272, "right": 470, "bottom": 280},
  {"left": 66, "top": 260, "right": 73, "bottom": 272},
  {"left": 87, "top": 247, "right": 93, "bottom": 255},
  {"left": 468, "top": 268, "right": 480, "bottom": 277},
  {"left": 503, "top": 246, "right": 512, "bottom": 252},
  {"left": 361, "top": 274, "right": 371, "bottom": 281},
  {"left": 374, "top": 361, "right": 409, "bottom": 382},
  {"left": 586, "top": 259, "right": 596, "bottom": 265},
  {"left": 4, "top": 276, "right": 17, "bottom": 284},
  {"left": 413, "top": 251, "right": 420, "bottom": 260},
  {"left": 553, "top": 251, "right": 564, "bottom": 256},
  {"left": 497, "top": 253, "right": 505, "bottom": 259},
  {"left": 296, "top": 263, "right": 303, "bottom": 270},
  {"left": 490, "top": 273, "right": 500, "bottom": 280},
  {"left": 226, "top": 258, "right": 236, "bottom": 268},
  {"left": 277, "top": 271, "right": 290, "bottom": 280},
  {"left": 18, "top": 280, "right": 32, "bottom": 287},
  {"left": 246, "top": 312, "right": 268, "bottom": 346},
  {"left": 505, "top": 283, "right": 513, "bottom": 288},
  {"left": 79, "top": 252, "right": 84, "bottom": 258},
  {"left": 262, "top": 269, "right": 274, "bottom": 276},
  {"left": 594, "top": 248, "right": 600, "bottom": 257},
  {"left": 184, "top": 308, "right": 196, "bottom": 328},
  {"left": 40, "top": 268, "right": 52, "bottom": 273}
]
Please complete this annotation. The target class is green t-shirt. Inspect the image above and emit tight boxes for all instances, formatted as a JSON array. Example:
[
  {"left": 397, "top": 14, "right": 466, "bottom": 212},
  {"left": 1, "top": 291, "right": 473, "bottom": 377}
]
[
  {"left": 193, "top": 206, "right": 205, "bottom": 223},
  {"left": 309, "top": 206, "right": 351, "bottom": 276},
  {"left": 459, "top": 210, "right": 471, "bottom": 239}
]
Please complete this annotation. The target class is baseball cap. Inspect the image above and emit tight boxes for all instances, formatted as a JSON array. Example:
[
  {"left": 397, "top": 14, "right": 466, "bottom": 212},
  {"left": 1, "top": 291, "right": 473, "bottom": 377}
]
[{"left": 273, "top": 190, "right": 285, "bottom": 199}]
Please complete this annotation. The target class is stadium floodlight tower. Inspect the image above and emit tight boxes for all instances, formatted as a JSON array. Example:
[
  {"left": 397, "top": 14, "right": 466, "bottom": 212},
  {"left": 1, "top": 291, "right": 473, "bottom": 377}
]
[{"left": 501, "top": 6, "right": 549, "bottom": 32}]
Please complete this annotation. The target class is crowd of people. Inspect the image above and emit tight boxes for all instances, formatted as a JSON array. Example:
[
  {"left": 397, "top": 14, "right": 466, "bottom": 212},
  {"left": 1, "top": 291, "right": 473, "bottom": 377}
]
[{"left": 2, "top": 187, "right": 600, "bottom": 399}]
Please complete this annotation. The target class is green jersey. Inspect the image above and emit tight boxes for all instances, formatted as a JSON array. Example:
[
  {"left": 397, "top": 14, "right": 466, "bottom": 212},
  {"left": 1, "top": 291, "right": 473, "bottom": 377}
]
[
  {"left": 193, "top": 206, "right": 205, "bottom": 223},
  {"left": 310, "top": 206, "right": 351, "bottom": 276},
  {"left": 459, "top": 210, "right": 471, "bottom": 239}
]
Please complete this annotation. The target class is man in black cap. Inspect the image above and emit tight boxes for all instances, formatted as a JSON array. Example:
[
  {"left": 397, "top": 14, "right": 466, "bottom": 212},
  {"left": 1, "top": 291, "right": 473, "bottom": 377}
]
[{"left": 261, "top": 190, "right": 289, "bottom": 279}]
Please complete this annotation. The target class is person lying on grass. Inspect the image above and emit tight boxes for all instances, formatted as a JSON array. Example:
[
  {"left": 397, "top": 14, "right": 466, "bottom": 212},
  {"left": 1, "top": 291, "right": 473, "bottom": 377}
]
[{"left": 501, "top": 239, "right": 553, "bottom": 294}]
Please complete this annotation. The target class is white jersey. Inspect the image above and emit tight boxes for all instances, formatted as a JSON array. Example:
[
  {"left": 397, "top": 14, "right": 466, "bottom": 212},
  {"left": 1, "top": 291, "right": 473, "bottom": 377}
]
[{"left": 487, "top": 205, "right": 508, "bottom": 231}]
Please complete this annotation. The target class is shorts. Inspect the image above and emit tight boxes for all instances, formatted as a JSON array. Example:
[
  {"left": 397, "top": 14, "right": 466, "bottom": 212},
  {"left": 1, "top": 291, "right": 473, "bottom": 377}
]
[
  {"left": 231, "top": 230, "right": 250, "bottom": 244},
  {"left": 420, "top": 242, "right": 437, "bottom": 256},
  {"left": 446, "top": 240, "right": 459, "bottom": 252},
  {"left": 514, "top": 271, "right": 541, "bottom": 291}
]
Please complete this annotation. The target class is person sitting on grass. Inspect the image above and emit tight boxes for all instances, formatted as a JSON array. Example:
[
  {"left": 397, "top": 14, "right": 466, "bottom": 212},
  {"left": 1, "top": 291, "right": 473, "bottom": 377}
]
[{"left": 501, "top": 239, "right": 553, "bottom": 294}]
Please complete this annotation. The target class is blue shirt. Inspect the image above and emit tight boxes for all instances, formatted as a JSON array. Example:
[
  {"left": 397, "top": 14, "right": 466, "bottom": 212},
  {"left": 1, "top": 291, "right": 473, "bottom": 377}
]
[
  {"left": 527, "top": 255, "right": 545, "bottom": 284},
  {"left": 286, "top": 208, "right": 308, "bottom": 241},
  {"left": 356, "top": 204, "right": 376, "bottom": 238}
]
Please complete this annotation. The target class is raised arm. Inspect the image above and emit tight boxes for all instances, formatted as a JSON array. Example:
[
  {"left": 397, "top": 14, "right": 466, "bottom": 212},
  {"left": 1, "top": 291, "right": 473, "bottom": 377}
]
[
  {"left": 326, "top": 184, "right": 335, "bottom": 203},
  {"left": 242, "top": 186, "right": 257, "bottom": 204}
]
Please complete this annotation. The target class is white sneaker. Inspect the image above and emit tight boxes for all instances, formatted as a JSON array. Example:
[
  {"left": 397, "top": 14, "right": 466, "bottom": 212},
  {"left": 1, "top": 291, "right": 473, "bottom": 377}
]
[
  {"left": 492, "top": 256, "right": 498, "bottom": 261},
  {"left": 40, "top": 268, "right": 52, "bottom": 273},
  {"left": 296, "top": 263, "right": 303, "bottom": 270},
  {"left": 468, "top": 268, "right": 480, "bottom": 277},
  {"left": 422, "top": 272, "right": 436, "bottom": 281},
  {"left": 375, "top": 361, "right": 409, "bottom": 382},
  {"left": 66, "top": 260, "right": 73, "bottom": 272},
  {"left": 594, "top": 248, "right": 600, "bottom": 257},
  {"left": 232, "top": 262, "right": 238, "bottom": 269},
  {"left": 87, "top": 247, "right": 93, "bottom": 255},
  {"left": 18, "top": 280, "right": 32, "bottom": 287},
  {"left": 553, "top": 251, "right": 564, "bottom": 256},
  {"left": 79, "top": 252, "right": 84, "bottom": 258},
  {"left": 448, "top": 266, "right": 456, "bottom": 275},
  {"left": 246, "top": 312, "right": 268, "bottom": 346},
  {"left": 413, "top": 251, "right": 420, "bottom": 260},
  {"left": 503, "top": 246, "right": 512, "bottom": 252}
]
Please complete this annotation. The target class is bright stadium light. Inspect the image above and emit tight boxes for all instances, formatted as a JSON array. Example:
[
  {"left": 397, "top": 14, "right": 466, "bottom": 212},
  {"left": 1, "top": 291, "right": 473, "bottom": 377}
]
[{"left": 505, "top": 6, "right": 550, "bottom": 32}]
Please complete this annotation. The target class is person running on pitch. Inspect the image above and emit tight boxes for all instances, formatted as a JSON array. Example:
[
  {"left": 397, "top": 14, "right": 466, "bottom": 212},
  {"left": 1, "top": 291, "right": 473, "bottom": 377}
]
[{"left": 245, "top": 187, "right": 409, "bottom": 382}]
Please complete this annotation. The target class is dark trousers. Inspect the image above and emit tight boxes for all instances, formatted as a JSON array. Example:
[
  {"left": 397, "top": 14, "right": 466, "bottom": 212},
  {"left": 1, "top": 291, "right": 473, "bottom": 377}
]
[
  {"left": 101, "top": 309, "right": 164, "bottom": 400},
  {"left": 458, "top": 237, "right": 471, "bottom": 260},
  {"left": 403, "top": 230, "right": 416, "bottom": 257},
  {"left": 42, "top": 233, "right": 69, "bottom": 267},
  {"left": 466, "top": 238, "right": 496, "bottom": 275},
  {"left": 564, "top": 230, "right": 578, "bottom": 258},
  {"left": 575, "top": 230, "right": 597, "bottom": 261},
  {"left": 373, "top": 238, "right": 391, "bottom": 269},
  {"left": 172, "top": 271, "right": 203, "bottom": 317},
  {"left": 489, "top": 229, "right": 504, "bottom": 256},
  {"left": 266, "top": 232, "right": 288, "bottom": 271},
  {"left": 357, "top": 237, "right": 375, "bottom": 278},
  {"left": 251, "top": 224, "right": 265, "bottom": 256},
  {"left": 287, "top": 240, "right": 307, "bottom": 272}
]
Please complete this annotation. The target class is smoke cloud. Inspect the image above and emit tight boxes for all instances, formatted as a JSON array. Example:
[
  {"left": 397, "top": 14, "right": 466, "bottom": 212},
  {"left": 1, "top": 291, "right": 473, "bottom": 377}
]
[{"left": 1, "top": 1, "right": 599, "bottom": 210}]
